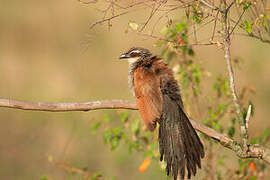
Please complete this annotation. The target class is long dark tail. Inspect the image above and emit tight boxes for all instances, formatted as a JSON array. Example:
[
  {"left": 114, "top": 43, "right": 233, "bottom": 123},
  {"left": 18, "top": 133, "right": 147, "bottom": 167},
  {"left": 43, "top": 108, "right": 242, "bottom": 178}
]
[{"left": 159, "top": 95, "right": 204, "bottom": 180}]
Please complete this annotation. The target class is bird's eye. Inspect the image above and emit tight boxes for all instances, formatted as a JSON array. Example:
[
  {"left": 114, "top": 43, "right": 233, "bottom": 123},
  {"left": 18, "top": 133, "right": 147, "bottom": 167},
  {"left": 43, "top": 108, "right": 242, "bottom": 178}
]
[{"left": 130, "top": 52, "right": 136, "bottom": 57}]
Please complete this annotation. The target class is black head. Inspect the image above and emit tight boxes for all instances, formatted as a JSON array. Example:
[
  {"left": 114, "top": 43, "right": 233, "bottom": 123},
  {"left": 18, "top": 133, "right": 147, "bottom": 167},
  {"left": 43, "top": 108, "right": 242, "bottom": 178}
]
[{"left": 119, "top": 47, "right": 152, "bottom": 63}]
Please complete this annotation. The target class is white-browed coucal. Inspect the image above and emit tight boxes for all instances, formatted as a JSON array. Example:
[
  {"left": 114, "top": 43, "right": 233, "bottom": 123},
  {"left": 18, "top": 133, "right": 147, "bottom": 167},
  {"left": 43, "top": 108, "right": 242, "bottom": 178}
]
[{"left": 119, "top": 47, "right": 204, "bottom": 180}]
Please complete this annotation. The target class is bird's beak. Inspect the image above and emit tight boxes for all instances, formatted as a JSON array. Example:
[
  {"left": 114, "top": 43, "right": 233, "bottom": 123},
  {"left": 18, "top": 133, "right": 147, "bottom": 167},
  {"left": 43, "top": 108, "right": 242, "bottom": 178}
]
[{"left": 119, "top": 53, "right": 130, "bottom": 59}]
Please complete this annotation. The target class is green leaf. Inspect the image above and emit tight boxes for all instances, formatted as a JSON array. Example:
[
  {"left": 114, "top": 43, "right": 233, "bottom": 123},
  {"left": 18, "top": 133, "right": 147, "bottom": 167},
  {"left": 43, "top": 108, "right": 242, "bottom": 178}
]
[
  {"left": 250, "top": 138, "right": 257, "bottom": 145},
  {"left": 111, "top": 138, "right": 120, "bottom": 150},
  {"left": 243, "top": 2, "right": 252, "bottom": 11},
  {"left": 249, "top": 176, "right": 257, "bottom": 180},
  {"left": 91, "top": 121, "right": 101, "bottom": 134},
  {"left": 217, "top": 103, "right": 228, "bottom": 115},
  {"left": 40, "top": 175, "right": 48, "bottom": 180},
  {"left": 188, "top": 48, "right": 195, "bottom": 57},
  {"left": 212, "top": 120, "right": 222, "bottom": 131},
  {"left": 228, "top": 126, "right": 235, "bottom": 138},
  {"left": 131, "top": 119, "right": 140, "bottom": 135},
  {"left": 168, "top": 29, "right": 177, "bottom": 39},
  {"left": 113, "top": 127, "right": 122, "bottom": 135},
  {"left": 218, "top": 155, "right": 226, "bottom": 167},
  {"left": 193, "top": 70, "right": 201, "bottom": 85},
  {"left": 175, "top": 23, "right": 187, "bottom": 33},
  {"left": 103, "top": 130, "right": 112, "bottom": 144},
  {"left": 231, "top": 118, "right": 236, "bottom": 125},
  {"left": 120, "top": 112, "right": 129, "bottom": 122},
  {"left": 181, "top": 73, "right": 190, "bottom": 89},
  {"left": 180, "top": 45, "right": 188, "bottom": 53},
  {"left": 243, "top": 20, "right": 253, "bottom": 34},
  {"left": 103, "top": 114, "right": 110, "bottom": 123}
]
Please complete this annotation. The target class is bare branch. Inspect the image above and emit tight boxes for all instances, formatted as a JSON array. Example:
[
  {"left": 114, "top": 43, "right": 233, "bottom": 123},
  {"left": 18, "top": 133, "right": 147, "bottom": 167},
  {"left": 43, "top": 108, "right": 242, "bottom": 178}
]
[
  {"left": 229, "top": 10, "right": 245, "bottom": 36},
  {"left": 77, "top": 0, "right": 97, "bottom": 4},
  {"left": 0, "top": 98, "right": 269, "bottom": 164},
  {"left": 224, "top": 36, "right": 243, "bottom": 130},
  {"left": 236, "top": 33, "right": 270, "bottom": 44},
  {"left": 0, "top": 99, "right": 137, "bottom": 112},
  {"left": 222, "top": 2, "right": 248, "bottom": 152},
  {"left": 139, "top": 1, "right": 163, "bottom": 32},
  {"left": 89, "top": 11, "right": 128, "bottom": 30},
  {"left": 198, "top": 0, "right": 218, "bottom": 10}
]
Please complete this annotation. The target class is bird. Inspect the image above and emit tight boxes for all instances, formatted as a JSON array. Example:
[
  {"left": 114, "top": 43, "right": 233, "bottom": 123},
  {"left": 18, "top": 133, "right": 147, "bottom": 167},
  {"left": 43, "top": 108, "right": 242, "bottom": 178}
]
[{"left": 119, "top": 47, "right": 204, "bottom": 180}]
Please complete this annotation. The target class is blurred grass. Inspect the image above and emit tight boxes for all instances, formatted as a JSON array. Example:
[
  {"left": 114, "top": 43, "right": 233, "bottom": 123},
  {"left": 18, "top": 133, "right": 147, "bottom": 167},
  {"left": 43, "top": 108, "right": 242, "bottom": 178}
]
[{"left": 0, "top": 0, "right": 269, "bottom": 179}]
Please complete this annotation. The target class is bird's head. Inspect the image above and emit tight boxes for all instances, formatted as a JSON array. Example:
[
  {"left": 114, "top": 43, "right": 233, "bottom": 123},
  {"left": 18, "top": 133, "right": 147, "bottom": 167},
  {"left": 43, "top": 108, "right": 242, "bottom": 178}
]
[{"left": 119, "top": 47, "right": 152, "bottom": 64}]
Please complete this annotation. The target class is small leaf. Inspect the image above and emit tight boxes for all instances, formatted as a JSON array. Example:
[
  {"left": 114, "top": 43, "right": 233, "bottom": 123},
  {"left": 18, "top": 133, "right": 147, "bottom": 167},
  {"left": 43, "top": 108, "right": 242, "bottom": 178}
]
[
  {"left": 243, "top": 20, "right": 253, "bottom": 34},
  {"left": 212, "top": 120, "right": 222, "bottom": 131},
  {"left": 139, "top": 157, "right": 151, "bottom": 172},
  {"left": 250, "top": 138, "right": 257, "bottom": 145},
  {"left": 111, "top": 138, "right": 120, "bottom": 150},
  {"left": 128, "top": 21, "right": 138, "bottom": 31},
  {"left": 243, "top": 2, "right": 252, "bottom": 11},
  {"left": 103, "top": 130, "right": 112, "bottom": 144},
  {"left": 103, "top": 114, "right": 110, "bottom": 123},
  {"left": 188, "top": 48, "right": 195, "bottom": 57},
  {"left": 91, "top": 121, "right": 101, "bottom": 134},
  {"left": 175, "top": 22, "right": 186, "bottom": 33},
  {"left": 131, "top": 119, "right": 140, "bottom": 135},
  {"left": 218, "top": 155, "right": 226, "bottom": 167},
  {"left": 40, "top": 175, "right": 48, "bottom": 180},
  {"left": 228, "top": 127, "right": 235, "bottom": 138},
  {"left": 231, "top": 118, "right": 236, "bottom": 125},
  {"left": 120, "top": 112, "right": 129, "bottom": 122}
]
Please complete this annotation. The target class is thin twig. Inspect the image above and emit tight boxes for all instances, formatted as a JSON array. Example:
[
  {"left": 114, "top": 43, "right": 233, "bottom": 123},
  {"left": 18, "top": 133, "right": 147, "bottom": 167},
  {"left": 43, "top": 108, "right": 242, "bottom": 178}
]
[
  {"left": 89, "top": 11, "right": 128, "bottom": 30},
  {"left": 211, "top": 9, "right": 220, "bottom": 41},
  {"left": 140, "top": 2, "right": 163, "bottom": 32},
  {"left": 77, "top": 0, "right": 97, "bottom": 4},
  {"left": 222, "top": 2, "right": 248, "bottom": 152},
  {"left": 235, "top": 33, "right": 270, "bottom": 44},
  {"left": 198, "top": 0, "right": 218, "bottom": 10},
  {"left": 229, "top": 10, "right": 245, "bottom": 36}
]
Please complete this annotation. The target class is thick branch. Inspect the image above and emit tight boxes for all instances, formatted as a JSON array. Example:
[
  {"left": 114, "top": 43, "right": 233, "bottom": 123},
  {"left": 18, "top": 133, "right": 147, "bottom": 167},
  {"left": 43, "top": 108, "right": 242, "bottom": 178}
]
[{"left": 0, "top": 98, "right": 269, "bottom": 164}]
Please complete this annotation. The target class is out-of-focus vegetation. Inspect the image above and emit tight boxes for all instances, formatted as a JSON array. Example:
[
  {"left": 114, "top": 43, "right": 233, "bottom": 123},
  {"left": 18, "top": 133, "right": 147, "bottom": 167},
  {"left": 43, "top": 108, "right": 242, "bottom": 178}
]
[{"left": 0, "top": 0, "right": 270, "bottom": 180}]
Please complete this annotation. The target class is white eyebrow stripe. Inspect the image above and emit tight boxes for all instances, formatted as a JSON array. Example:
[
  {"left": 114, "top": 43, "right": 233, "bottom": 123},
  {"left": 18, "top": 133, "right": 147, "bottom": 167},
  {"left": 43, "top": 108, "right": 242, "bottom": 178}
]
[{"left": 130, "top": 50, "right": 140, "bottom": 53}]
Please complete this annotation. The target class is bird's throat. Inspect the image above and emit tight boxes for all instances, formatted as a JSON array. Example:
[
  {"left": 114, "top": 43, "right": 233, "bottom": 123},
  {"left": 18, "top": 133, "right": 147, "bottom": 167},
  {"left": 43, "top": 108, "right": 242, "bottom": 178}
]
[{"left": 128, "top": 57, "right": 140, "bottom": 65}]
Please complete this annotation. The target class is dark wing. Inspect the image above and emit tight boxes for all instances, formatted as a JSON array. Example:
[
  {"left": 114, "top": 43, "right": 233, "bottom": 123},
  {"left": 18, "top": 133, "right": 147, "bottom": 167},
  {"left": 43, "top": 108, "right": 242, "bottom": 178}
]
[
  {"left": 156, "top": 60, "right": 204, "bottom": 180},
  {"left": 133, "top": 66, "right": 163, "bottom": 131}
]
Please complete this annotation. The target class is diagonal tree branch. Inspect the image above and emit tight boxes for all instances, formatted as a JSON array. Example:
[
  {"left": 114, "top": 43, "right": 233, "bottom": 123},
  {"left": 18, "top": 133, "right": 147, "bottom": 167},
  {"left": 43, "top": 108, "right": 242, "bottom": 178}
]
[{"left": 0, "top": 98, "right": 269, "bottom": 164}]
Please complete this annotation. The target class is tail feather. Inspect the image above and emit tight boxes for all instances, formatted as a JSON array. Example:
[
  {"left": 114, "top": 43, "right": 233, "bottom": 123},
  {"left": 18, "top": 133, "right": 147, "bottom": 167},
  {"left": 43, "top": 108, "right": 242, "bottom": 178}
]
[{"left": 159, "top": 95, "right": 204, "bottom": 180}]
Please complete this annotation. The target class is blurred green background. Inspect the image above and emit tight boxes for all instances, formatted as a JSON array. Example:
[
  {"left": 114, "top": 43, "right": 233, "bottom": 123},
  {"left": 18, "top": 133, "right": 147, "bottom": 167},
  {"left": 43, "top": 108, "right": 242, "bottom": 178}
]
[{"left": 0, "top": 0, "right": 269, "bottom": 179}]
